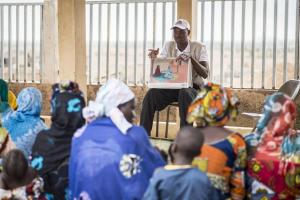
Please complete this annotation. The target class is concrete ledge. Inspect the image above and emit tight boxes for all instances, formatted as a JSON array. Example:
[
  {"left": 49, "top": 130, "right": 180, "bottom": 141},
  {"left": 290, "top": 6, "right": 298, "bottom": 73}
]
[{"left": 7, "top": 83, "right": 282, "bottom": 130}]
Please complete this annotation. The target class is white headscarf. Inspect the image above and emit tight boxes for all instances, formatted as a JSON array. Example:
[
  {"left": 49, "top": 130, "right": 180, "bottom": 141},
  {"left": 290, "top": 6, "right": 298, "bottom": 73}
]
[{"left": 83, "top": 78, "right": 135, "bottom": 134}]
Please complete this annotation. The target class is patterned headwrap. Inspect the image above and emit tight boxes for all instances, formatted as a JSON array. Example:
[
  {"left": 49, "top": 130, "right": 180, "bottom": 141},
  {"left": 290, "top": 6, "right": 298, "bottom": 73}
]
[
  {"left": 187, "top": 82, "right": 239, "bottom": 127},
  {"left": 255, "top": 92, "right": 297, "bottom": 138},
  {"left": 252, "top": 93, "right": 298, "bottom": 158},
  {"left": 13, "top": 87, "right": 43, "bottom": 119}
]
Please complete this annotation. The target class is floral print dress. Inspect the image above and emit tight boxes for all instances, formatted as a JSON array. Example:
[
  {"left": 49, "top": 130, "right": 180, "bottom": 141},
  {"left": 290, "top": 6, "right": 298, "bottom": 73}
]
[{"left": 193, "top": 133, "right": 247, "bottom": 200}]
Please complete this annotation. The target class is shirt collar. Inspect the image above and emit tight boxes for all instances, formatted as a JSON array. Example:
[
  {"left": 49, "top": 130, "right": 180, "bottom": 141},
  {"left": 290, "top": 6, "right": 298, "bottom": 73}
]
[
  {"left": 164, "top": 164, "right": 193, "bottom": 170},
  {"left": 175, "top": 40, "right": 191, "bottom": 54}
]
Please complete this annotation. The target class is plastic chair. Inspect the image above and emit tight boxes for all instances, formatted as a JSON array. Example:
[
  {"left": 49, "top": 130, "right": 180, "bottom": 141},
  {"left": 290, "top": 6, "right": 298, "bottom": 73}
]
[{"left": 155, "top": 102, "right": 179, "bottom": 139}]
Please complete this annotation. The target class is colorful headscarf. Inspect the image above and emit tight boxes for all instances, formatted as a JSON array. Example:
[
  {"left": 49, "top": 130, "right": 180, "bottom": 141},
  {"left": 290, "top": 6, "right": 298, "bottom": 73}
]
[
  {"left": 83, "top": 78, "right": 135, "bottom": 133},
  {"left": 255, "top": 93, "right": 296, "bottom": 137},
  {"left": 251, "top": 92, "right": 298, "bottom": 157},
  {"left": 0, "top": 79, "right": 9, "bottom": 113},
  {"left": 187, "top": 82, "right": 239, "bottom": 127},
  {"left": 15, "top": 87, "right": 42, "bottom": 118},
  {"left": 8, "top": 90, "right": 17, "bottom": 110},
  {"left": 2, "top": 87, "right": 47, "bottom": 158}
]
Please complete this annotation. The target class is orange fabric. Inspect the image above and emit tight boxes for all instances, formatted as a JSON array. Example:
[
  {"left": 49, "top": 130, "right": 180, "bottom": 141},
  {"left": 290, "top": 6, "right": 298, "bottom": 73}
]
[
  {"left": 228, "top": 133, "right": 247, "bottom": 168},
  {"left": 193, "top": 133, "right": 247, "bottom": 200},
  {"left": 228, "top": 134, "right": 245, "bottom": 153},
  {"left": 198, "top": 144, "right": 228, "bottom": 175}
]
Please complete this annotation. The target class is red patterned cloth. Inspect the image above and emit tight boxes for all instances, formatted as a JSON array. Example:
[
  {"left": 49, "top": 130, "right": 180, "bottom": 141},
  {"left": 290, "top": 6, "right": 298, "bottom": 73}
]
[
  {"left": 246, "top": 93, "right": 300, "bottom": 200},
  {"left": 248, "top": 150, "right": 300, "bottom": 200}
]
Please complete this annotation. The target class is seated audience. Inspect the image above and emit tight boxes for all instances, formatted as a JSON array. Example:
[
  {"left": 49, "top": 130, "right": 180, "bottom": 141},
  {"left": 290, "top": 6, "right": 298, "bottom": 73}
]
[
  {"left": 0, "top": 81, "right": 17, "bottom": 157},
  {"left": 245, "top": 92, "right": 300, "bottom": 199},
  {"left": 1, "top": 87, "right": 47, "bottom": 159},
  {"left": 69, "top": 78, "right": 165, "bottom": 200},
  {"left": 143, "top": 126, "right": 217, "bottom": 200},
  {"left": 31, "top": 81, "right": 85, "bottom": 199},
  {"left": 187, "top": 82, "right": 247, "bottom": 200},
  {"left": 0, "top": 149, "right": 36, "bottom": 200}
]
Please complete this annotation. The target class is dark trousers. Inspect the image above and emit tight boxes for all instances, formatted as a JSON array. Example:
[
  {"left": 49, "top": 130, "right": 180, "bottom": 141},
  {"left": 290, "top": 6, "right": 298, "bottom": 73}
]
[{"left": 140, "top": 88, "right": 197, "bottom": 135}]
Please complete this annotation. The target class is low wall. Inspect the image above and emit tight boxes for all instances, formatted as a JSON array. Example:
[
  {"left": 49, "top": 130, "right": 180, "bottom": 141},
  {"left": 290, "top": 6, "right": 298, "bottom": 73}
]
[{"left": 8, "top": 83, "right": 277, "bottom": 129}]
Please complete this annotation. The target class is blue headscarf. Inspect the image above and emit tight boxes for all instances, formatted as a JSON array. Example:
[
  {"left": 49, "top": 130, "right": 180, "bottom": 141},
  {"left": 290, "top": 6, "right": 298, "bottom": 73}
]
[
  {"left": 2, "top": 87, "right": 47, "bottom": 158},
  {"left": 15, "top": 87, "right": 42, "bottom": 118}
]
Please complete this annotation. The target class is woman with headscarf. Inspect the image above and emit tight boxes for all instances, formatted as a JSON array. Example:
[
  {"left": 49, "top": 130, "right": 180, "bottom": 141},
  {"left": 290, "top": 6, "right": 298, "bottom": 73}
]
[
  {"left": 69, "top": 78, "right": 165, "bottom": 200},
  {"left": 31, "top": 81, "right": 85, "bottom": 199},
  {"left": 187, "top": 82, "right": 246, "bottom": 200},
  {"left": 0, "top": 79, "right": 16, "bottom": 157},
  {"left": 245, "top": 92, "right": 300, "bottom": 200},
  {"left": 1, "top": 87, "right": 47, "bottom": 159}
]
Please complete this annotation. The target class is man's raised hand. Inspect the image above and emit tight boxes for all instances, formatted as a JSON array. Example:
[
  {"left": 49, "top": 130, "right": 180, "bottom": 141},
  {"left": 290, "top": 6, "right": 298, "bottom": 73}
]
[{"left": 148, "top": 48, "right": 159, "bottom": 59}]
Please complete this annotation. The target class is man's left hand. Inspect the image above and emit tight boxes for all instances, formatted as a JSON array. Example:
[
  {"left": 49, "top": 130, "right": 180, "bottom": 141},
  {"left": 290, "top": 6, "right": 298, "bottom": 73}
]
[{"left": 176, "top": 54, "right": 190, "bottom": 64}]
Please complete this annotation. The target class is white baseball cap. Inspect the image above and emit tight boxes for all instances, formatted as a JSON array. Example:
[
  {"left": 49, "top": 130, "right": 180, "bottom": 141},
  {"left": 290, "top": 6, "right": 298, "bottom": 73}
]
[{"left": 171, "top": 19, "right": 190, "bottom": 31}]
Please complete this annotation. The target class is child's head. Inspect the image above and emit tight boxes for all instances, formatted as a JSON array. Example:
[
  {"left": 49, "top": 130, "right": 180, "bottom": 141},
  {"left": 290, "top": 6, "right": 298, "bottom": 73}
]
[
  {"left": 169, "top": 126, "right": 204, "bottom": 164},
  {"left": 2, "top": 149, "right": 36, "bottom": 189}
]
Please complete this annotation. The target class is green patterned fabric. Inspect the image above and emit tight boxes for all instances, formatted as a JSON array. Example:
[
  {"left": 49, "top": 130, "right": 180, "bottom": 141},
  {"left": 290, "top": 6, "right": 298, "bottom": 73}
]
[{"left": 0, "top": 79, "right": 9, "bottom": 113}]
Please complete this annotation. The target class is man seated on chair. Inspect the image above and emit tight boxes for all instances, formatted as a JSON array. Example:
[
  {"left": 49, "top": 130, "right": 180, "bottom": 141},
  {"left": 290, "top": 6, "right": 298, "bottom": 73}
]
[{"left": 140, "top": 19, "right": 209, "bottom": 135}]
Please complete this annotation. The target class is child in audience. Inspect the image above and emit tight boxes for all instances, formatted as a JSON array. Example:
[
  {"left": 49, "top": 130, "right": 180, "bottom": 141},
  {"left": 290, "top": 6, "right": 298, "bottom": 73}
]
[
  {"left": 0, "top": 149, "right": 36, "bottom": 200},
  {"left": 143, "top": 126, "right": 217, "bottom": 200}
]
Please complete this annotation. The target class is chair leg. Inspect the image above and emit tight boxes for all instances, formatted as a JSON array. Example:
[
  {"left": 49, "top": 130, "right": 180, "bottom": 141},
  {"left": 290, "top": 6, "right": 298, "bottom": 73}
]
[
  {"left": 165, "top": 106, "right": 172, "bottom": 139},
  {"left": 156, "top": 111, "right": 159, "bottom": 137}
]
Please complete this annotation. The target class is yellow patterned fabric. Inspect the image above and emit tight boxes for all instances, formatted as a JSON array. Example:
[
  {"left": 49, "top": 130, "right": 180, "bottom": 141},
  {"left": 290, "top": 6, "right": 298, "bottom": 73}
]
[
  {"left": 0, "top": 126, "right": 8, "bottom": 154},
  {"left": 187, "top": 82, "right": 239, "bottom": 127},
  {"left": 8, "top": 90, "right": 17, "bottom": 110}
]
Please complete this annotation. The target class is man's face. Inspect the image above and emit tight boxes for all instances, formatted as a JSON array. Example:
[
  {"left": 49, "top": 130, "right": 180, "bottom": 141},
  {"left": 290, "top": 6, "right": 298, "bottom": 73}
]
[{"left": 173, "top": 27, "right": 189, "bottom": 44}]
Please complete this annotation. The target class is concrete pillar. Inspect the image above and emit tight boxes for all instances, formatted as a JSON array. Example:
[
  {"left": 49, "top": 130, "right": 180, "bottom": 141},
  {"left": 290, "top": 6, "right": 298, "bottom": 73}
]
[
  {"left": 42, "top": 0, "right": 59, "bottom": 83},
  {"left": 177, "top": 0, "right": 198, "bottom": 40},
  {"left": 57, "top": 0, "right": 87, "bottom": 96}
]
